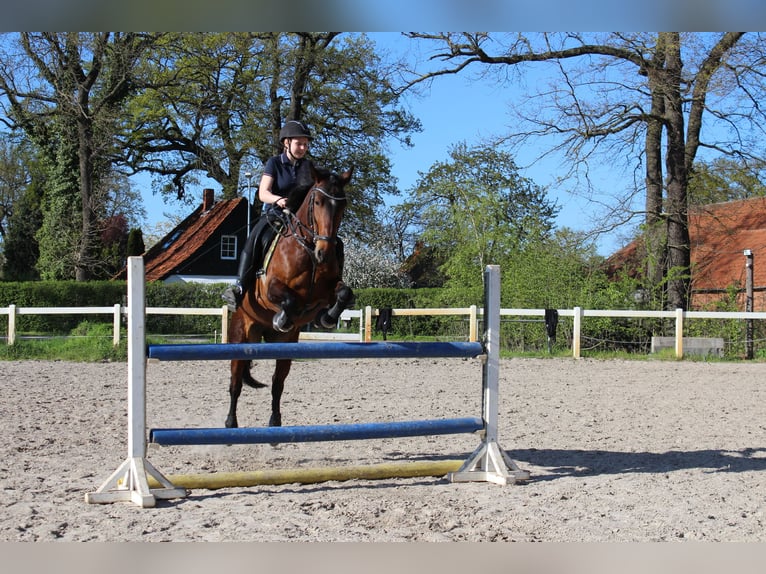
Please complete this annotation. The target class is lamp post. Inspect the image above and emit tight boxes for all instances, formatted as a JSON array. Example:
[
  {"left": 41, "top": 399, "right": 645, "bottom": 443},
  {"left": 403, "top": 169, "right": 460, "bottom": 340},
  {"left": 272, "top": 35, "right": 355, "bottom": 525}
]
[{"left": 245, "top": 171, "right": 253, "bottom": 234}]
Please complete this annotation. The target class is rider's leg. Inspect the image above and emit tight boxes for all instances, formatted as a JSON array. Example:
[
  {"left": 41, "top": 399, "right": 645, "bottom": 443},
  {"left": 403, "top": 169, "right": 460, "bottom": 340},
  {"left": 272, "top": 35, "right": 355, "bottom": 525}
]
[{"left": 222, "top": 218, "right": 267, "bottom": 311}]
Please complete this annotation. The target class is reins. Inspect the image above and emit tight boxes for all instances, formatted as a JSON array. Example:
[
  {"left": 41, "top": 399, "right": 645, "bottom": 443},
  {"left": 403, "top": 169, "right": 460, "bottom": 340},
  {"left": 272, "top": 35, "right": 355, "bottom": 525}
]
[{"left": 284, "top": 184, "right": 347, "bottom": 264}]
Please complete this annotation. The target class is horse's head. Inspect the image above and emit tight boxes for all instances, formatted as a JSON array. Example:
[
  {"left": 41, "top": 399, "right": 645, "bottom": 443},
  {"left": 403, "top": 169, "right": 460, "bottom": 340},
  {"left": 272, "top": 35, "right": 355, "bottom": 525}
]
[{"left": 295, "top": 164, "right": 352, "bottom": 265}]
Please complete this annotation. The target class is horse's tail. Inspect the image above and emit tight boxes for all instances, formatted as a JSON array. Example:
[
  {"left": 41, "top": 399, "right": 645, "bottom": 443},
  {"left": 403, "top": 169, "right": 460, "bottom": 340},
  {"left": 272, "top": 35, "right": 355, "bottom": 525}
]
[{"left": 242, "top": 361, "right": 268, "bottom": 389}]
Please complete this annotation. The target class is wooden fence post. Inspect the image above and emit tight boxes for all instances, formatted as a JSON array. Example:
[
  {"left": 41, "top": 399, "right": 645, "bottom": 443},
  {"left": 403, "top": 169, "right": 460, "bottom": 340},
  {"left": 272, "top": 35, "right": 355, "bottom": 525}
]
[
  {"left": 113, "top": 304, "right": 121, "bottom": 346},
  {"left": 675, "top": 308, "right": 684, "bottom": 358},
  {"left": 469, "top": 305, "right": 477, "bottom": 342},
  {"left": 572, "top": 306, "right": 582, "bottom": 358},
  {"left": 8, "top": 304, "right": 16, "bottom": 346}
]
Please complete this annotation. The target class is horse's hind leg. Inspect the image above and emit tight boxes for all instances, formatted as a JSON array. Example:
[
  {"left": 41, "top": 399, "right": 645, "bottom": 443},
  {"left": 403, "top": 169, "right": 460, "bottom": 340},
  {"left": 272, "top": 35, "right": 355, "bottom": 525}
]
[
  {"left": 226, "top": 359, "right": 246, "bottom": 428},
  {"left": 268, "top": 358, "right": 292, "bottom": 427}
]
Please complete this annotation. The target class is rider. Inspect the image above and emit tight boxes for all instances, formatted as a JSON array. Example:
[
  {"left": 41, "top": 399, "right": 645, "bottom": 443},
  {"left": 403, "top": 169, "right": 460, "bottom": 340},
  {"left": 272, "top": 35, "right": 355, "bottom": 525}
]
[{"left": 222, "top": 120, "right": 314, "bottom": 311}]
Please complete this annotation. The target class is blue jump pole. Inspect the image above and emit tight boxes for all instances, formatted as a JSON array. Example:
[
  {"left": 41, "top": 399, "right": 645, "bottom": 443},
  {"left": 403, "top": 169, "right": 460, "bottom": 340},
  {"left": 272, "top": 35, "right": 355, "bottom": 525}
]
[
  {"left": 150, "top": 416, "right": 484, "bottom": 446},
  {"left": 147, "top": 341, "right": 484, "bottom": 362}
]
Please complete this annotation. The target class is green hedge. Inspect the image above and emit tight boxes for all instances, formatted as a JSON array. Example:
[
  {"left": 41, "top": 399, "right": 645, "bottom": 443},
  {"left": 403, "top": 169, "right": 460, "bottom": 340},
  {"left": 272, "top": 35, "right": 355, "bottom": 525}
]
[
  {"left": 0, "top": 280, "right": 228, "bottom": 335},
  {"left": 1, "top": 280, "right": 757, "bottom": 356},
  {"left": 355, "top": 286, "right": 483, "bottom": 340},
  {"left": 0, "top": 281, "right": 485, "bottom": 340},
  {"left": 0, "top": 281, "right": 127, "bottom": 333}
]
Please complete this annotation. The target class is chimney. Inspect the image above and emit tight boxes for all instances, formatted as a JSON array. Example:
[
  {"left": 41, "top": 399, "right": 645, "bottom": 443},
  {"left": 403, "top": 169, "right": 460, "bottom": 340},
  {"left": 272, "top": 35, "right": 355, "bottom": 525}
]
[{"left": 202, "top": 188, "right": 215, "bottom": 211}]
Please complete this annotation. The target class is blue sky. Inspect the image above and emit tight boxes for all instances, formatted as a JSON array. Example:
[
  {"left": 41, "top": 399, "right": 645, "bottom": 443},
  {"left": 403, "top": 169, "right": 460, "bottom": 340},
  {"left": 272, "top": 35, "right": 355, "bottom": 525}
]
[
  {"left": 367, "top": 33, "right": 632, "bottom": 255},
  {"left": 138, "top": 32, "right": 637, "bottom": 256}
]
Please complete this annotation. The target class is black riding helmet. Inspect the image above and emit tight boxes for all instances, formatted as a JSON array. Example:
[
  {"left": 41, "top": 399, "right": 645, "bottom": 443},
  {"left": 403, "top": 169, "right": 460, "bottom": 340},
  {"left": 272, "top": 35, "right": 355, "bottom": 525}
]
[{"left": 279, "top": 120, "right": 313, "bottom": 142}]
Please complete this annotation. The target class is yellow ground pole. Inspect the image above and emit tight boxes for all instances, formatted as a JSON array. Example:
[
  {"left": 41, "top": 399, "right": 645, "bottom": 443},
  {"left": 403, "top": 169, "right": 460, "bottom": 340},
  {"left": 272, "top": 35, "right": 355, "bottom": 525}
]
[{"left": 148, "top": 460, "right": 463, "bottom": 490}]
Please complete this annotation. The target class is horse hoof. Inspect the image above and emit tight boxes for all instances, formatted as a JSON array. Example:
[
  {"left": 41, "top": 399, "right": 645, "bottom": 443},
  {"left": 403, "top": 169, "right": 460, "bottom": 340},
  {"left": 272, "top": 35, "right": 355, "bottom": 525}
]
[
  {"left": 272, "top": 312, "right": 293, "bottom": 333},
  {"left": 314, "top": 310, "right": 336, "bottom": 330},
  {"left": 268, "top": 413, "right": 282, "bottom": 427},
  {"left": 225, "top": 417, "right": 238, "bottom": 428}
]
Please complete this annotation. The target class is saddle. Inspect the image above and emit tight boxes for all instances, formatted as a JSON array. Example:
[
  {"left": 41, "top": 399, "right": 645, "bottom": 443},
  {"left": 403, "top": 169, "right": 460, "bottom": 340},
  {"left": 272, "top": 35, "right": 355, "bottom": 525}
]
[
  {"left": 260, "top": 223, "right": 282, "bottom": 274},
  {"left": 254, "top": 211, "right": 286, "bottom": 276}
]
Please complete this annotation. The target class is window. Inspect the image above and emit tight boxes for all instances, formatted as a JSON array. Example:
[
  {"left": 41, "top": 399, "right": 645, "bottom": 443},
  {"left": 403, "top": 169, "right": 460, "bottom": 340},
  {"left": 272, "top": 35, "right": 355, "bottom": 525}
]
[{"left": 221, "top": 235, "right": 237, "bottom": 260}]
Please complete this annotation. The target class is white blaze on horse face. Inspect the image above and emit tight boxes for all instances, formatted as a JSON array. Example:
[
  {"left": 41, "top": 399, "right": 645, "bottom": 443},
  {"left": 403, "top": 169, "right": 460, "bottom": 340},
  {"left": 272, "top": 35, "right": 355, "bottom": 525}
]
[
  {"left": 312, "top": 191, "right": 343, "bottom": 266},
  {"left": 313, "top": 221, "right": 336, "bottom": 264}
]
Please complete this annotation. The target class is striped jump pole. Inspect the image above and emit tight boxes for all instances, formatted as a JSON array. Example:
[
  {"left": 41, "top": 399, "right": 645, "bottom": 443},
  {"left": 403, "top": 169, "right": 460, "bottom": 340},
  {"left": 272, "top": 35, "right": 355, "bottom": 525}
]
[{"left": 86, "top": 258, "right": 528, "bottom": 508}]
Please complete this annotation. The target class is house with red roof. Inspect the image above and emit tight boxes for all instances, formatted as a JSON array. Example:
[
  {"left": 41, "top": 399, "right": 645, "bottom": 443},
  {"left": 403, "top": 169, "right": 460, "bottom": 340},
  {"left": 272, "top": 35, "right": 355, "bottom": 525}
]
[
  {"left": 117, "top": 188, "right": 253, "bottom": 284},
  {"left": 606, "top": 197, "right": 766, "bottom": 310}
]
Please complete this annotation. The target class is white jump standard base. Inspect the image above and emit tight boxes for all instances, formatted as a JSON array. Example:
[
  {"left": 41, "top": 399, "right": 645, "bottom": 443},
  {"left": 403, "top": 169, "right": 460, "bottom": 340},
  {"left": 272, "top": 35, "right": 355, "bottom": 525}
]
[
  {"left": 85, "top": 457, "right": 187, "bottom": 507},
  {"left": 449, "top": 440, "right": 530, "bottom": 485}
]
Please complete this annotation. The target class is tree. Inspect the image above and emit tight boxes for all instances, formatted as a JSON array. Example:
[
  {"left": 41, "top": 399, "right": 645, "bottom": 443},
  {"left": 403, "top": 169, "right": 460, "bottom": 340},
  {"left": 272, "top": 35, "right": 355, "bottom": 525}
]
[
  {"left": 688, "top": 157, "right": 766, "bottom": 206},
  {"left": 0, "top": 132, "right": 39, "bottom": 280},
  {"left": 0, "top": 133, "right": 32, "bottom": 242},
  {"left": 121, "top": 32, "right": 420, "bottom": 240},
  {"left": 1, "top": 175, "right": 43, "bottom": 281},
  {"left": 342, "top": 236, "right": 411, "bottom": 289},
  {"left": 97, "top": 213, "right": 129, "bottom": 279},
  {"left": 126, "top": 228, "right": 145, "bottom": 257},
  {"left": 0, "top": 32, "right": 158, "bottom": 280},
  {"left": 404, "top": 32, "right": 764, "bottom": 310},
  {"left": 501, "top": 228, "right": 608, "bottom": 309},
  {"left": 407, "top": 142, "right": 558, "bottom": 289},
  {"left": 400, "top": 241, "right": 446, "bottom": 288}
]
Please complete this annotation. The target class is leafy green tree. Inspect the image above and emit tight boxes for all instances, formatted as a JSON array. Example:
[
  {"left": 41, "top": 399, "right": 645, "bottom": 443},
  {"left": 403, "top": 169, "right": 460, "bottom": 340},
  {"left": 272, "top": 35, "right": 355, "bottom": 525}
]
[
  {"left": 0, "top": 133, "right": 32, "bottom": 241},
  {"left": 408, "top": 142, "right": 558, "bottom": 289},
  {"left": 405, "top": 32, "right": 763, "bottom": 311},
  {"left": 688, "top": 157, "right": 766, "bottom": 206},
  {"left": 126, "top": 228, "right": 145, "bottom": 257},
  {"left": 0, "top": 132, "right": 38, "bottom": 280},
  {"left": 121, "top": 32, "right": 420, "bottom": 240},
  {"left": 34, "top": 119, "right": 81, "bottom": 280},
  {"left": 501, "top": 228, "right": 613, "bottom": 309},
  {"left": 2, "top": 179, "right": 43, "bottom": 281},
  {"left": 0, "top": 32, "right": 159, "bottom": 280}
]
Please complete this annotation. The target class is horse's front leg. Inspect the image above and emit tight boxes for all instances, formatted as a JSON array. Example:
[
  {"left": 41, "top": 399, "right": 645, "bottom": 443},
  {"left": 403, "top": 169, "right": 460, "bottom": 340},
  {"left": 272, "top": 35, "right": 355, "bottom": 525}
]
[
  {"left": 267, "top": 281, "right": 299, "bottom": 333},
  {"left": 314, "top": 282, "right": 355, "bottom": 329},
  {"left": 269, "top": 358, "right": 292, "bottom": 427}
]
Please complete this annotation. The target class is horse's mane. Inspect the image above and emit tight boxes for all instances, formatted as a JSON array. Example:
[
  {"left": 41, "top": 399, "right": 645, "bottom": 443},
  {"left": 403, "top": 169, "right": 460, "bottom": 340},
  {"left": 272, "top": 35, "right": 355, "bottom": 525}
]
[{"left": 285, "top": 162, "right": 338, "bottom": 212}]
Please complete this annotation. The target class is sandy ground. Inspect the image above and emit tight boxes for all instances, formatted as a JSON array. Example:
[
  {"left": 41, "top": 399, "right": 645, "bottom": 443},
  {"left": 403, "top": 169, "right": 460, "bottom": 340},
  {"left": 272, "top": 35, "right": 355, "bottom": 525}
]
[{"left": 2, "top": 355, "right": 766, "bottom": 542}]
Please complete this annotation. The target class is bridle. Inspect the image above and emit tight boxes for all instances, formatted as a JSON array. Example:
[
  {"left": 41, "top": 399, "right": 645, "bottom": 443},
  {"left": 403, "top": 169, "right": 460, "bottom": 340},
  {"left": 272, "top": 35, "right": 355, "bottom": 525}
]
[{"left": 284, "top": 183, "right": 347, "bottom": 263}]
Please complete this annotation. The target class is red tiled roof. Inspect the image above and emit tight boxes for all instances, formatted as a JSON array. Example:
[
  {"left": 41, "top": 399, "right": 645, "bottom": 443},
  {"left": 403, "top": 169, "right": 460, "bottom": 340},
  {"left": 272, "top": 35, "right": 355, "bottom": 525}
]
[
  {"left": 144, "top": 197, "right": 244, "bottom": 281},
  {"left": 689, "top": 198, "right": 766, "bottom": 291},
  {"left": 606, "top": 196, "right": 766, "bottom": 295},
  {"left": 115, "top": 196, "right": 245, "bottom": 281}
]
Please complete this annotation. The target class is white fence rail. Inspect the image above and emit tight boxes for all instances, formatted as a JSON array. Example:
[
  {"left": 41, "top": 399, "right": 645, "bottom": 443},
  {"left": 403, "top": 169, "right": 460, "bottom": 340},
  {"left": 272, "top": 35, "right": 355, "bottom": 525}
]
[
  {"left": 0, "top": 304, "right": 363, "bottom": 346},
  {"left": 366, "top": 306, "right": 766, "bottom": 359},
  {"left": 2, "top": 303, "right": 764, "bottom": 358}
]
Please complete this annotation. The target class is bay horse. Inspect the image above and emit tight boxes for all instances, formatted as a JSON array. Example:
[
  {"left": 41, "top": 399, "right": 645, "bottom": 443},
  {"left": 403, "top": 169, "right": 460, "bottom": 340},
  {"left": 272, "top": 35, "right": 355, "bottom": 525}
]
[{"left": 225, "top": 164, "right": 354, "bottom": 429}]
